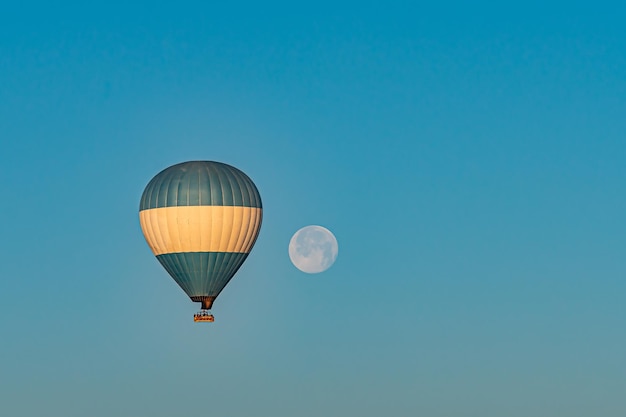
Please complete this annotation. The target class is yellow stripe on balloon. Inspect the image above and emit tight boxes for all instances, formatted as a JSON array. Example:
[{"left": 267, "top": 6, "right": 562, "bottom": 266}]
[{"left": 139, "top": 206, "right": 262, "bottom": 255}]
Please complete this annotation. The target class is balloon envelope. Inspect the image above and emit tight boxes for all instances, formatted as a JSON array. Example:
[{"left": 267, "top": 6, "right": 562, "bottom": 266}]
[{"left": 139, "top": 161, "right": 263, "bottom": 309}]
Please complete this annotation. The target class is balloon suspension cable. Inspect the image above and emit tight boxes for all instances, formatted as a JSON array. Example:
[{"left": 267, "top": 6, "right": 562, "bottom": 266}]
[{"left": 194, "top": 309, "right": 215, "bottom": 323}]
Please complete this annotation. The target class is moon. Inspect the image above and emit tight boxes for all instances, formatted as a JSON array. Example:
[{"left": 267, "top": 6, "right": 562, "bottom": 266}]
[{"left": 289, "top": 225, "right": 338, "bottom": 273}]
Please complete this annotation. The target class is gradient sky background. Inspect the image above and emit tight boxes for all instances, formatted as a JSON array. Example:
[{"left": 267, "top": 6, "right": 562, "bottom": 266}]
[{"left": 2, "top": 2, "right": 626, "bottom": 416}]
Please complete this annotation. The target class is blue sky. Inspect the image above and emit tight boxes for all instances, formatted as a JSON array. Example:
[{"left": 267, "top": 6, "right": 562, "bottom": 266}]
[{"left": 1, "top": 2, "right": 626, "bottom": 416}]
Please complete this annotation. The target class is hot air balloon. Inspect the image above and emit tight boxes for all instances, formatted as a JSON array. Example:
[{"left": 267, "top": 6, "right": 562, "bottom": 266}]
[{"left": 139, "top": 161, "right": 262, "bottom": 322}]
